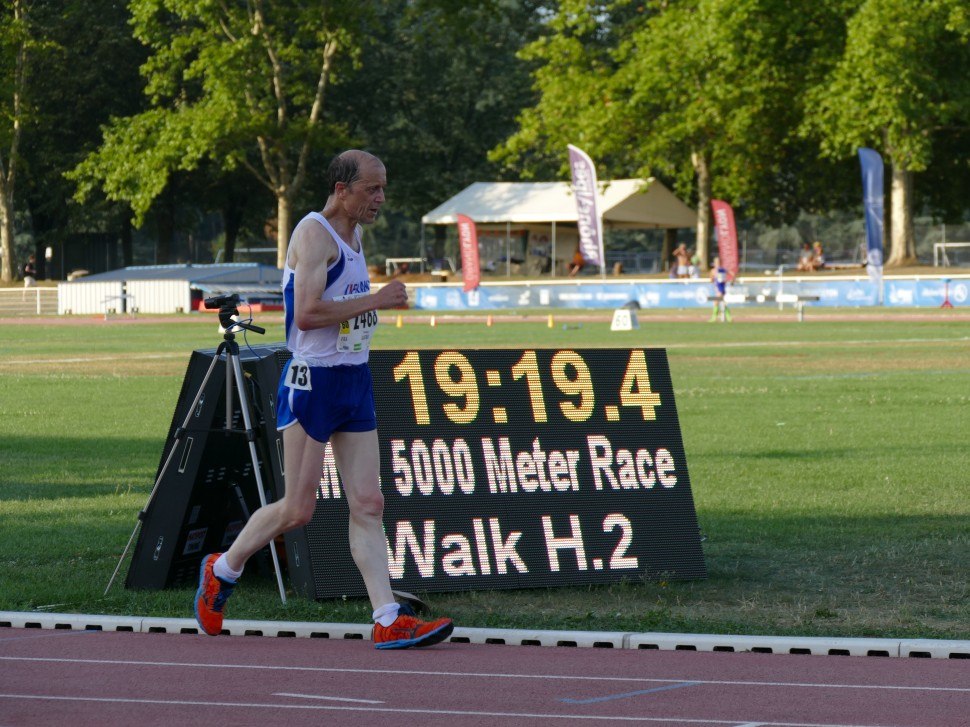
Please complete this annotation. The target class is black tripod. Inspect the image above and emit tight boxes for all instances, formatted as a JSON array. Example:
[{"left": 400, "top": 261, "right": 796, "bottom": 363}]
[{"left": 105, "top": 295, "right": 287, "bottom": 603}]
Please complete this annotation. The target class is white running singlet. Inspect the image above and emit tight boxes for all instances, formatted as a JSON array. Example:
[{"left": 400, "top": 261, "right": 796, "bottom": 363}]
[{"left": 281, "top": 212, "right": 376, "bottom": 367}]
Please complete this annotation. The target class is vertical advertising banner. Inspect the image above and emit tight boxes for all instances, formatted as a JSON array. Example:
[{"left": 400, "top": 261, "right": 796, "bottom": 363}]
[
  {"left": 456, "top": 214, "right": 481, "bottom": 292},
  {"left": 567, "top": 145, "right": 605, "bottom": 267},
  {"left": 710, "top": 199, "right": 739, "bottom": 280},
  {"left": 858, "top": 147, "right": 885, "bottom": 299}
]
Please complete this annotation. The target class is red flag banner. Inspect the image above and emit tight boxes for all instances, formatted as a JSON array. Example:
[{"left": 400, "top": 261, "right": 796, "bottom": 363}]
[
  {"left": 711, "top": 199, "right": 739, "bottom": 281},
  {"left": 457, "top": 214, "right": 481, "bottom": 292}
]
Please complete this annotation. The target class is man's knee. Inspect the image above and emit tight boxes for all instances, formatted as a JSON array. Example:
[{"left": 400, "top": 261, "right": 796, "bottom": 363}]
[
  {"left": 279, "top": 498, "right": 316, "bottom": 531},
  {"left": 348, "top": 487, "right": 384, "bottom": 520}
]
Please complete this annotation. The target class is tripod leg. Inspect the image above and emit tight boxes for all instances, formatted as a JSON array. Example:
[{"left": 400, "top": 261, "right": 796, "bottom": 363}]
[
  {"left": 230, "top": 350, "right": 288, "bottom": 604},
  {"left": 104, "top": 520, "right": 144, "bottom": 596},
  {"left": 104, "top": 345, "right": 228, "bottom": 595}
]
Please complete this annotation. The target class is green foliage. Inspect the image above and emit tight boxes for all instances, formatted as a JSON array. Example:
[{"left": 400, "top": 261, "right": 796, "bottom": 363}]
[
  {"left": 3, "top": 0, "right": 970, "bottom": 274},
  {"left": 490, "top": 0, "right": 624, "bottom": 180},
  {"left": 0, "top": 2, "right": 34, "bottom": 141},
  {"left": 20, "top": 0, "right": 146, "bottom": 248},
  {"left": 805, "top": 0, "right": 970, "bottom": 171},
  {"left": 342, "top": 0, "right": 549, "bottom": 217},
  {"left": 496, "top": 0, "right": 854, "bottom": 225},
  {"left": 69, "top": 109, "right": 204, "bottom": 224},
  {"left": 70, "top": 0, "right": 369, "bottom": 240}
]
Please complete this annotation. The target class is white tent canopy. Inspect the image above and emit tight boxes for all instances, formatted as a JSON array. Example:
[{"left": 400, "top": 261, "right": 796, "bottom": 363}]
[{"left": 421, "top": 178, "right": 697, "bottom": 229}]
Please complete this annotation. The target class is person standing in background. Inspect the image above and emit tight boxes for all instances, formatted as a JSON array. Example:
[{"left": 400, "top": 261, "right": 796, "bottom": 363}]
[
  {"left": 22, "top": 254, "right": 37, "bottom": 300},
  {"left": 710, "top": 256, "right": 731, "bottom": 322}
]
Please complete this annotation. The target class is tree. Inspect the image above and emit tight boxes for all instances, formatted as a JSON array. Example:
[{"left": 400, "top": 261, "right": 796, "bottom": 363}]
[
  {"left": 21, "top": 0, "right": 146, "bottom": 276},
  {"left": 0, "top": 0, "right": 32, "bottom": 282},
  {"left": 804, "top": 0, "right": 970, "bottom": 265},
  {"left": 72, "top": 0, "right": 367, "bottom": 268},
  {"left": 496, "top": 0, "right": 854, "bottom": 267},
  {"left": 336, "top": 0, "right": 548, "bottom": 260},
  {"left": 490, "top": 0, "right": 633, "bottom": 179}
]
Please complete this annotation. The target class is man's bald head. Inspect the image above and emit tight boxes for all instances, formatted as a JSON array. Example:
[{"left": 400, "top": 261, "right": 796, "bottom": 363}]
[{"left": 326, "top": 150, "right": 383, "bottom": 195}]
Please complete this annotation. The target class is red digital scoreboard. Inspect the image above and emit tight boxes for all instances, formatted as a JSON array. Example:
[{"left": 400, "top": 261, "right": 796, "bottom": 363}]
[{"left": 286, "top": 348, "right": 707, "bottom": 599}]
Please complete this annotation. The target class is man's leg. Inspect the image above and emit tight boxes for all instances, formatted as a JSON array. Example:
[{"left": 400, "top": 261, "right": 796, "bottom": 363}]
[
  {"left": 195, "top": 423, "right": 324, "bottom": 635},
  {"left": 223, "top": 423, "right": 324, "bottom": 570},
  {"left": 331, "top": 429, "right": 454, "bottom": 649},
  {"left": 330, "top": 429, "right": 394, "bottom": 609}
]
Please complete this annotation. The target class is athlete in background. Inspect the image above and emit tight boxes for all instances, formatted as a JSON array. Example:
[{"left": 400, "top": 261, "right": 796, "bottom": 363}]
[{"left": 710, "top": 256, "right": 731, "bottom": 322}]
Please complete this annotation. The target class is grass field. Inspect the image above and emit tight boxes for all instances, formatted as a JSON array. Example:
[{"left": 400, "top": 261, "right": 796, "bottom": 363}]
[{"left": 0, "top": 309, "right": 967, "bottom": 640}]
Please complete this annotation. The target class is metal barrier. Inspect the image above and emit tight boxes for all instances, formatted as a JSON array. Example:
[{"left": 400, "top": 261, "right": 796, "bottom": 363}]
[
  {"left": 0, "top": 287, "right": 59, "bottom": 317},
  {"left": 385, "top": 257, "right": 426, "bottom": 275},
  {"left": 933, "top": 241, "right": 970, "bottom": 267}
]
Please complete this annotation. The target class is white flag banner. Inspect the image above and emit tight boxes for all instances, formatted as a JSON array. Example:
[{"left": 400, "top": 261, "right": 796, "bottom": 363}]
[{"left": 568, "top": 144, "right": 604, "bottom": 267}]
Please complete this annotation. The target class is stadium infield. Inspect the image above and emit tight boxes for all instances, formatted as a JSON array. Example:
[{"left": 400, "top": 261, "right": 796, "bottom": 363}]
[{"left": 0, "top": 311, "right": 967, "bottom": 643}]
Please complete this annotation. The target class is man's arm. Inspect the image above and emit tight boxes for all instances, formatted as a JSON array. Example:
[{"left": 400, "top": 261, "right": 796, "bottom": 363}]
[{"left": 292, "top": 223, "right": 407, "bottom": 332}]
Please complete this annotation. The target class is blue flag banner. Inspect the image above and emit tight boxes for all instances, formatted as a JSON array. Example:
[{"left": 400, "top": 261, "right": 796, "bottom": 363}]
[
  {"left": 858, "top": 147, "right": 884, "bottom": 296},
  {"left": 567, "top": 144, "right": 604, "bottom": 267}
]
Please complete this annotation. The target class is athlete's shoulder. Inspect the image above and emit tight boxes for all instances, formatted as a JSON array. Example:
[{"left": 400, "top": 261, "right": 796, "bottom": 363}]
[{"left": 290, "top": 213, "right": 339, "bottom": 268}]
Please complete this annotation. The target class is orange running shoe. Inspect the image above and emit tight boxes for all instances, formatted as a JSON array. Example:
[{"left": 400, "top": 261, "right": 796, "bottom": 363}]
[
  {"left": 194, "top": 553, "right": 235, "bottom": 636},
  {"left": 372, "top": 603, "right": 454, "bottom": 650}
]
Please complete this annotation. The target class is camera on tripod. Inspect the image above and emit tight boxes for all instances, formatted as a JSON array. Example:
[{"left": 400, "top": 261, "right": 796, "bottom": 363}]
[
  {"left": 204, "top": 293, "right": 241, "bottom": 312},
  {"left": 109, "top": 290, "right": 281, "bottom": 601},
  {"left": 204, "top": 292, "right": 265, "bottom": 336}
]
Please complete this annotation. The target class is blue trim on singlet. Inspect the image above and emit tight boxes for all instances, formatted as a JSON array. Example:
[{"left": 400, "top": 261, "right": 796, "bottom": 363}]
[
  {"left": 282, "top": 249, "right": 346, "bottom": 341},
  {"left": 283, "top": 273, "right": 295, "bottom": 340},
  {"left": 326, "top": 250, "right": 345, "bottom": 291}
]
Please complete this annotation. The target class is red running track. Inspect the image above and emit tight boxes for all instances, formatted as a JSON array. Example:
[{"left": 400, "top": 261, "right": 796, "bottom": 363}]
[{"left": 0, "top": 629, "right": 967, "bottom": 726}]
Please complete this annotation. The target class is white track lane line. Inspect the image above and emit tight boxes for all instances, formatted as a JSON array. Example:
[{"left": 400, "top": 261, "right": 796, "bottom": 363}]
[
  {"left": 0, "top": 693, "right": 892, "bottom": 726},
  {"left": 274, "top": 691, "right": 384, "bottom": 704},
  {"left": 1, "top": 655, "right": 966, "bottom": 693}
]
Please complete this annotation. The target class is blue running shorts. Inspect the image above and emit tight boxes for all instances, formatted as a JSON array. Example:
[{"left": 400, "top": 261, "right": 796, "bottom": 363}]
[{"left": 277, "top": 361, "right": 377, "bottom": 443}]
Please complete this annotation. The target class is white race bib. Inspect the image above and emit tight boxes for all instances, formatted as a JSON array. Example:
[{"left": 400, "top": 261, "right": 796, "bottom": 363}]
[
  {"left": 335, "top": 294, "right": 378, "bottom": 353},
  {"left": 284, "top": 358, "right": 312, "bottom": 390}
]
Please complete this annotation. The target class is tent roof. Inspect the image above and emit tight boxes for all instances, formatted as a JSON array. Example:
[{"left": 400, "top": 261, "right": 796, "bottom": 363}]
[{"left": 421, "top": 179, "right": 697, "bottom": 229}]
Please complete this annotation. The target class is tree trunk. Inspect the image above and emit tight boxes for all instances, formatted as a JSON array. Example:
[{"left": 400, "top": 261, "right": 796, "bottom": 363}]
[
  {"left": 0, "top": 191, "right": 13, "bottom": 282},
  {"left": 1, "top": 0, "right": 26, "bottom": 283},
  {"left": 691, "top": 150, "right": 711, "bottom": 268},
  {"left": 156, "top": 188, "right": 175, "bottom": 264},
  {"left": 120, "top": 214, "right": 133, "bottom": 267},
  {"left": 662, "top": 229, "right": 677, "bottom": 273},
  {"left": 887, "top": 164, "right": 917, "bottom": 266},
  {"left": 276, "top": 194, "right": 291, "bottom": 269},
  {"left": 222, "top": 199, "right": 243, "bottom": 263}
]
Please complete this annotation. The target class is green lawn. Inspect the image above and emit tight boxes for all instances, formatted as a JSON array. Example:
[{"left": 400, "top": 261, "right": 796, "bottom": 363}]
[{"left": 1, "top": 310, "right": 967, "bottom": 639}]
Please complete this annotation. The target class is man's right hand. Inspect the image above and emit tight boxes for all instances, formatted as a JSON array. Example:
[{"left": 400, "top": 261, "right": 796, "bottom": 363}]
[{"left": 375, "top": 279, "right": 408, "bottom": 309}]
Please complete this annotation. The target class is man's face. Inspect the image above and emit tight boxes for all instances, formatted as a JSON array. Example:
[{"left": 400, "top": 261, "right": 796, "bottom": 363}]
[{"left": 342, "top": 160, "right": 387, "bottom": 225}]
